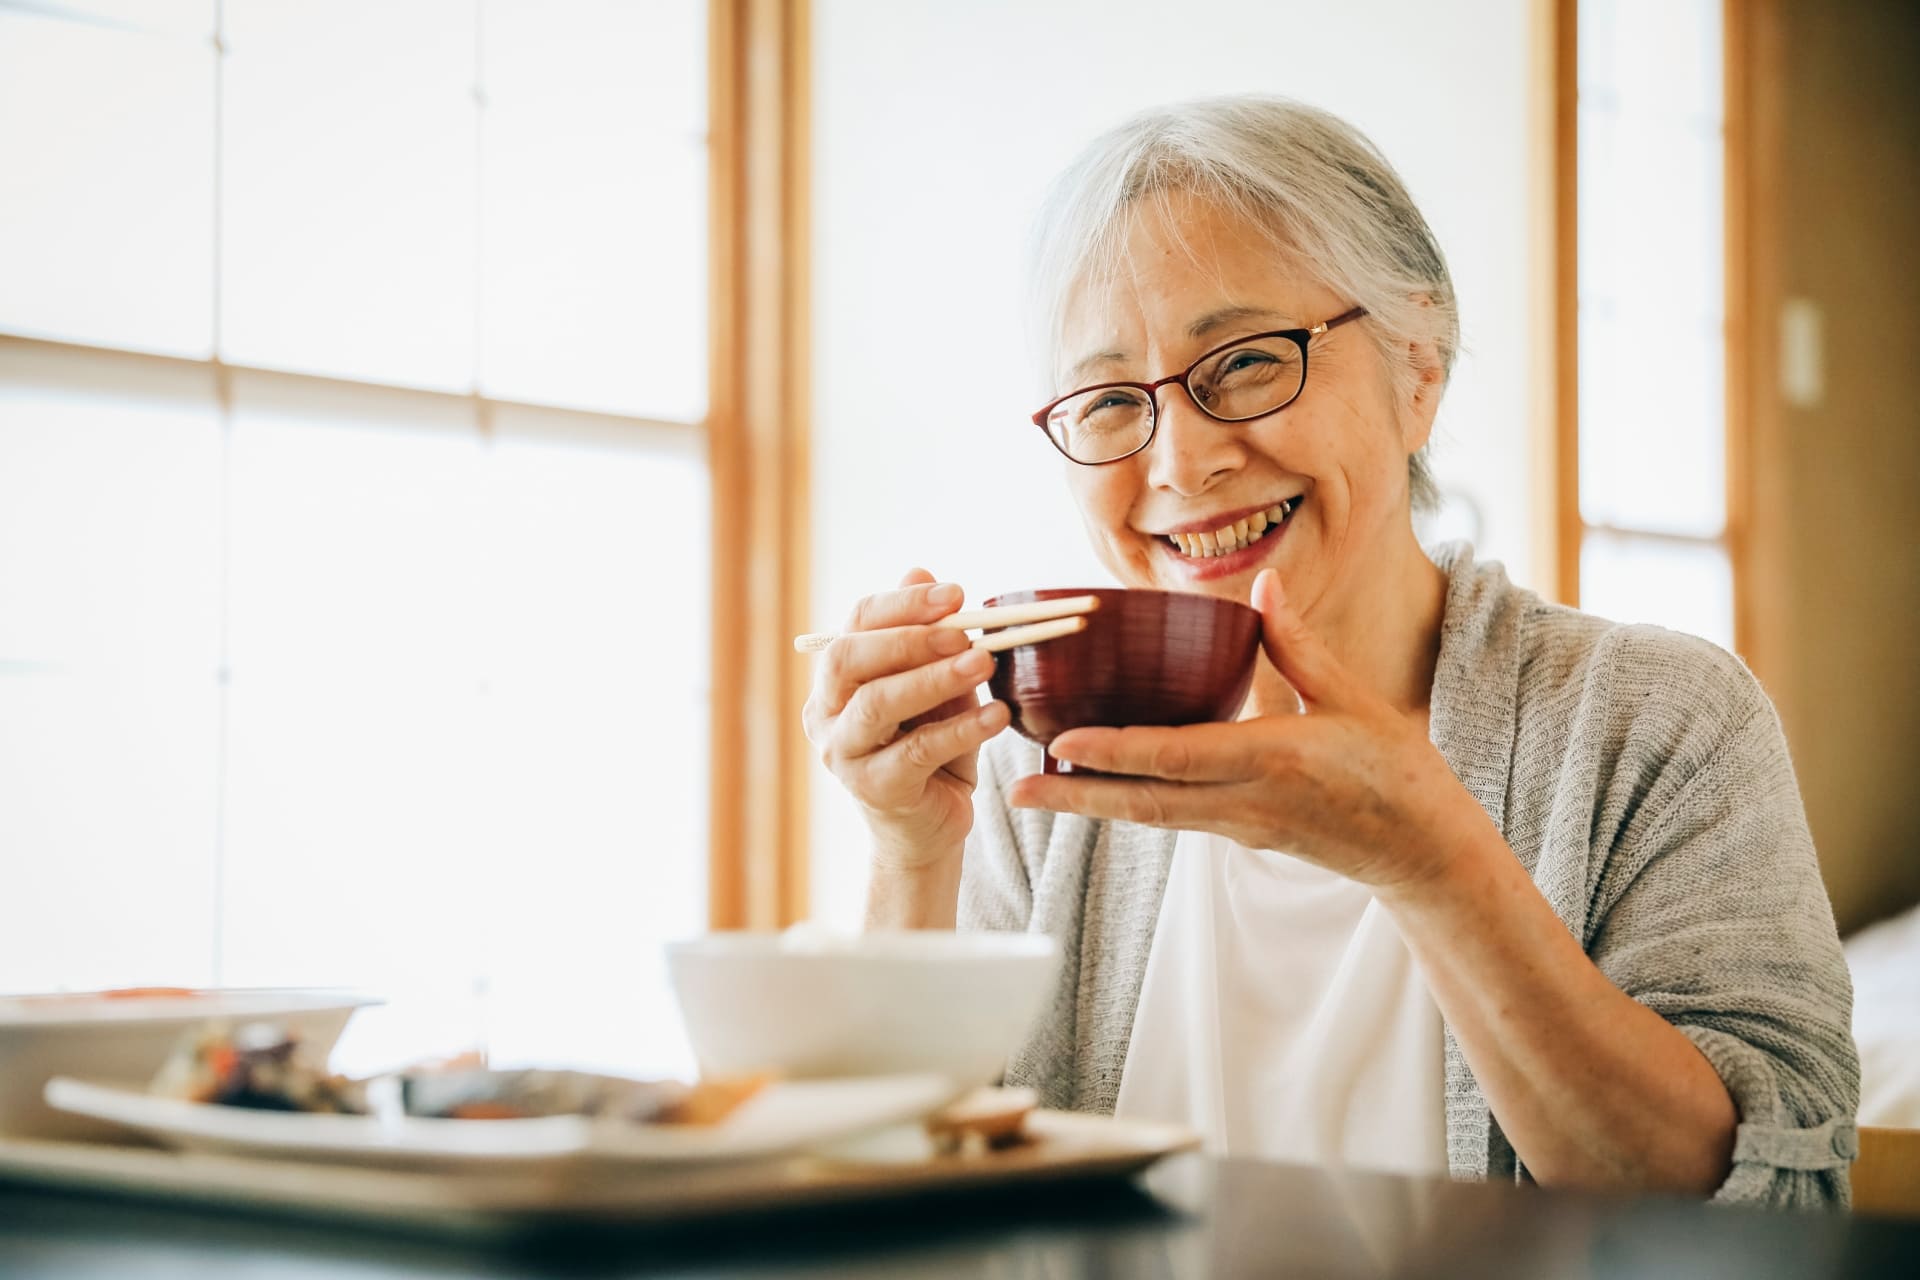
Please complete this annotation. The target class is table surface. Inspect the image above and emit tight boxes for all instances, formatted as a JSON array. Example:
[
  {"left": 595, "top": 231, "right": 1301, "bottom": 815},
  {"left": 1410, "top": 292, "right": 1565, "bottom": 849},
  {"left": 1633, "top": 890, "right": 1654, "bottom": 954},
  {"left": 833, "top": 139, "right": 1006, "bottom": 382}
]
[{"left": 0, "top": 1153, "right": 1915, "bottom": 1278}]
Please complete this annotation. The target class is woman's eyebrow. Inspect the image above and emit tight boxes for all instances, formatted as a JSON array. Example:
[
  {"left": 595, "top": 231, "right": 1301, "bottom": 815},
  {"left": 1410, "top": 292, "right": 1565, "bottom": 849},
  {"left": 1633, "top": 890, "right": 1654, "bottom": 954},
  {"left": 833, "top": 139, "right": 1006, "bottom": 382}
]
[
  {"left": 1064, "top": 350, "right": 1129, "bottom": 386},
  {"left": 1187, "top": 305, "right": 1294, "bottom": 340}
]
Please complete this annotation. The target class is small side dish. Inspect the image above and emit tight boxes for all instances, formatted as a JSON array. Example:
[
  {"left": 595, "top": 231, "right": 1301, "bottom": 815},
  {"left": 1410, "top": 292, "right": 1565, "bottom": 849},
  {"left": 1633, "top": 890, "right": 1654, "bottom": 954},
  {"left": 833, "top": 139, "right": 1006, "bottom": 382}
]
[
  {"left": 0, "top": 988, "right": 377, "bottom": 1139},
  {"left": 926, "top": 1087, "right": 1039, "bottom": 1156}
]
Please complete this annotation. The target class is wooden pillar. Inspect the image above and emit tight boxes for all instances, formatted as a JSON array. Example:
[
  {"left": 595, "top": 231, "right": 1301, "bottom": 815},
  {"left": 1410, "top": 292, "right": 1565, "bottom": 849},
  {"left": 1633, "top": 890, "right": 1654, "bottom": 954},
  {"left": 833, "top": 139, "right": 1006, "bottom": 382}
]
[
  {"left": 1545, "top": 0, "right": 1580, "bottom": 607},
  {"left": 708, "top": 0, "right": 812, "bottom": 929}
]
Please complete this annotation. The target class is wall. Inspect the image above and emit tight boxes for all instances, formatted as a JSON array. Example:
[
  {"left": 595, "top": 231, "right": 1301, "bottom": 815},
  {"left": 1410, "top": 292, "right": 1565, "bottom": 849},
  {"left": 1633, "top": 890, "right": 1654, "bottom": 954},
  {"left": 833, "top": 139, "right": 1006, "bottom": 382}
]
[
  {"left": 807, "top": 0, "right": 1545, "bottom": 924},
  {"left": 1750, "top": 0, "right": 1920, "bottom": 934}
]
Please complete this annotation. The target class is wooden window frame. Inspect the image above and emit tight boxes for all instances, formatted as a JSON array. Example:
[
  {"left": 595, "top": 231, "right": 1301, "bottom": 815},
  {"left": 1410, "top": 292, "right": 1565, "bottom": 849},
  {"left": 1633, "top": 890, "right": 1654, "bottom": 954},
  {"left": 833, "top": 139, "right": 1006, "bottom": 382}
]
[
  {"left": 1544, "top": 0, "right": 1762, "bottom": 663},
  {"left": 706, "top": 0, "right": 812, "bottom": 930}
]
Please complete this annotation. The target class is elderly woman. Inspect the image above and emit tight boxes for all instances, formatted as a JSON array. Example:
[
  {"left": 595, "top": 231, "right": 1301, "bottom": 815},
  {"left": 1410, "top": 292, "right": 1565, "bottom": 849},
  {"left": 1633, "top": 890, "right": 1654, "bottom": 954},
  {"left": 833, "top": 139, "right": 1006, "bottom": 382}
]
[{"left": 802, "top": 96, "right": 1857, "bottom": 1207}]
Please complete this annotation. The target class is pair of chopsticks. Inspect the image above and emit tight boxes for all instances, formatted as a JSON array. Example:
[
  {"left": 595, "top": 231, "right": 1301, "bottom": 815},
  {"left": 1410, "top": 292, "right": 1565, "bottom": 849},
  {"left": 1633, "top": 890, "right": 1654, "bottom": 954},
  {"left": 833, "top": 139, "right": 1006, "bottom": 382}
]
[{"left": 793, "top": 595, "right": 1098, "bottom": 655}]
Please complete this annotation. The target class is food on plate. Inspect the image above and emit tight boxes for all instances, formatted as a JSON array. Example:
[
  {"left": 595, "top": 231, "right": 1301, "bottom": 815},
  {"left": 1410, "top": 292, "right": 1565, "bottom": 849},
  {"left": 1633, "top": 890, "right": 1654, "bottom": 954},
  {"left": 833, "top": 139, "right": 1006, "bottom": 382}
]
[
  {"left": 400, "top": 1066, "right": 673, "bottom": 1120},
  {"left": 395, "top": 1064, "right": 772, "bottom": 1124},
  {"left": 655, "top": 1073, "right": 771, "bottom": 1126},
  {"left": 404, "top": 1067, "right": 770, "bottom": 1124},
  {"left": 148, "top": 1021, "right": 769, "bottom": 1126},
  {"left": 150, "top": 1021, "right": 367, "bottom": 1114}
]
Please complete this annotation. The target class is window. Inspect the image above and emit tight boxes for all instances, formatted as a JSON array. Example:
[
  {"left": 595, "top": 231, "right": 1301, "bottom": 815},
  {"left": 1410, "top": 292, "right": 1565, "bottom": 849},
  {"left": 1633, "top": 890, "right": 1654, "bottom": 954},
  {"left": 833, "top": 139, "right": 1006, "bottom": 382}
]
[
  {"left": 0, "top": 0, "right": 711, "bottom": 1078},
  {"left": 1570, "top": 0, "right": 1734, "bottom": 648}
]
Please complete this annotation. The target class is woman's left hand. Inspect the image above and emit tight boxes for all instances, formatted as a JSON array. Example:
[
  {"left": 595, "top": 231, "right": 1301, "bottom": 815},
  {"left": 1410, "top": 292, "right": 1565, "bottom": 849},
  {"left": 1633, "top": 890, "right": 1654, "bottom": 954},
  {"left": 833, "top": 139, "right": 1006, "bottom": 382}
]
[{"left": 1005, "top": 569, "right": 1494, "bottom": 892}]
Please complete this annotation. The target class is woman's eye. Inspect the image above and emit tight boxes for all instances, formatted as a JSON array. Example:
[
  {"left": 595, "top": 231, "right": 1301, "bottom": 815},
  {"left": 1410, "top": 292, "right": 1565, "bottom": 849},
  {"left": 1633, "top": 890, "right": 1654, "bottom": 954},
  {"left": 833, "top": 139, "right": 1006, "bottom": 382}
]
[
  {"left": 1083, "top": 392, "right": 1145, "bottom": 418},
  {"left": 1208, "top": 344, "right": 1300, "bottom": 389},
  {"left": 1223, "top": 350, "right": 1276, "bottom": 374}
]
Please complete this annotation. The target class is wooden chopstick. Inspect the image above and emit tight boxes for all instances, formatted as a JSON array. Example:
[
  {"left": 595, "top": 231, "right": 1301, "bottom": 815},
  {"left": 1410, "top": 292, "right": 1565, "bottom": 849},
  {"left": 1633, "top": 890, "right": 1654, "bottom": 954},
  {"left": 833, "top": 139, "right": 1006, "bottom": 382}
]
[
  {"left": 936, "top": 595, "right": 1099, "bottom": 633},
  {"left": 971, "top": 614, "right": 1087, "bottom": 653},
  {"left": 793, "top": 595, "right": 1098, "bottom": 654}
]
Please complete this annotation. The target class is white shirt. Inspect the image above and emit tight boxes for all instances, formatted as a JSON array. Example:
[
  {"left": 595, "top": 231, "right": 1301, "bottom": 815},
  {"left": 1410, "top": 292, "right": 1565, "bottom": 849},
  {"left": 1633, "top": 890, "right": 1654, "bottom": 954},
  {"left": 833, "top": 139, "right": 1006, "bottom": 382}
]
[{"left": 1113, "top": 827, "right": 1448, "bottom": 1176}]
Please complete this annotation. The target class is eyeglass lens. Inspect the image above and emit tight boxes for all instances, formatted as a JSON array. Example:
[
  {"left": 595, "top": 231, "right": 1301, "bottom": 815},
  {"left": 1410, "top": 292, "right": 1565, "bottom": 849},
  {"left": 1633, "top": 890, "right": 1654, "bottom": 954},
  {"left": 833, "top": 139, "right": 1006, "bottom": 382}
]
[{"left": 1044, "top": 335, "right": 1307, "bottom": 463}]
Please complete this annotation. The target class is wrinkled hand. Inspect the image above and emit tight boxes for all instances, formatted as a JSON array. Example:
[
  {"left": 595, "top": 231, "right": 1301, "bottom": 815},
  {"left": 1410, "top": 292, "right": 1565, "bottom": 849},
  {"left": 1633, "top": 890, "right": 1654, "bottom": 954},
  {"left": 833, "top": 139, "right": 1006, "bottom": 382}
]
[
  {"left": 1005, "top": 569, "right": 1489, "bottom": 891},
  {"left": 802, "top": 568, "right": 1010, "bottom": 871}
]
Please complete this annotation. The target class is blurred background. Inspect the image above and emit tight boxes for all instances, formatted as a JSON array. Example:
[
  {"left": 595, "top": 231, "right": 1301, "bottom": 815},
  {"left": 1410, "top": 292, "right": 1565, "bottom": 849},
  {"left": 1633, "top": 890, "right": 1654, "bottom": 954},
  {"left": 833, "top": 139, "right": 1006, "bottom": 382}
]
[{"left": 1, "top": 0, "right": 1915, "bottom": 1078}]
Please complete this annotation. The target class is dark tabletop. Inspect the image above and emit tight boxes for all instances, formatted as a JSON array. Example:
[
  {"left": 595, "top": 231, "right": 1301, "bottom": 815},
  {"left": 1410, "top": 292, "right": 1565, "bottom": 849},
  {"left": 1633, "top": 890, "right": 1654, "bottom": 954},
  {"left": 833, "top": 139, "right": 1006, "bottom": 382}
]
[{"left": 0, "top": 1154, "right": 1915, "bottom": 1279}]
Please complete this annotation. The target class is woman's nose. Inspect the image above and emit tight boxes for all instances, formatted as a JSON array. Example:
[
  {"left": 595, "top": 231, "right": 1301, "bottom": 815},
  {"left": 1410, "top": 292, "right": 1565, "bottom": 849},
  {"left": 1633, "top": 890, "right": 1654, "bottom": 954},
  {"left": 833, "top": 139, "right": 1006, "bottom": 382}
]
[{"left": 1144, "top": 386, "right": 1243, "bottom": 495}]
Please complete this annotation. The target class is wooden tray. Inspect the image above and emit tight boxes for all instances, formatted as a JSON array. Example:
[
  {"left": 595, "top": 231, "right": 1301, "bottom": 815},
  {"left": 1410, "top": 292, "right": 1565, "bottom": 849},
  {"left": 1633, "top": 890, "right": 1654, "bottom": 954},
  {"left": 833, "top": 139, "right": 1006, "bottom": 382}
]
[{"left": 0, "top": 1110, "right": 1198, "bottom": 1238}]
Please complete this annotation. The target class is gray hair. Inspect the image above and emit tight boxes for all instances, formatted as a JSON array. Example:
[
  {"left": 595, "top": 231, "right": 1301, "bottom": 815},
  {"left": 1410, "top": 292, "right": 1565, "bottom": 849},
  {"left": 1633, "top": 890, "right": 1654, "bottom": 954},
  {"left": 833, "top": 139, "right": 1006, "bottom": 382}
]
[{"left": 1027, "top": 95, "right": 1456, "bottom": 514}]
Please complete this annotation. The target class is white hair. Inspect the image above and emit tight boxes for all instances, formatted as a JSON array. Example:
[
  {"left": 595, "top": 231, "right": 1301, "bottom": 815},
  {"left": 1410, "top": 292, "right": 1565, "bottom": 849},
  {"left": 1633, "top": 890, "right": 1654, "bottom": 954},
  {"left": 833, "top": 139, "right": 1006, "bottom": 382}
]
[{"left": 1027, "top": 95, "right": 1457, "bottom": 513}]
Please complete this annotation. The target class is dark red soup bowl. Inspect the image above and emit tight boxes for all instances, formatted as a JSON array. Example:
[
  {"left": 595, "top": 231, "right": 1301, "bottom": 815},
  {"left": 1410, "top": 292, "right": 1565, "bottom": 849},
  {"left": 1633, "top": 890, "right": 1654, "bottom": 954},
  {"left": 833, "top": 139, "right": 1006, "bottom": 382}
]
[{"left": 982, "top": 588, "right": 1262, "bottom": 774}]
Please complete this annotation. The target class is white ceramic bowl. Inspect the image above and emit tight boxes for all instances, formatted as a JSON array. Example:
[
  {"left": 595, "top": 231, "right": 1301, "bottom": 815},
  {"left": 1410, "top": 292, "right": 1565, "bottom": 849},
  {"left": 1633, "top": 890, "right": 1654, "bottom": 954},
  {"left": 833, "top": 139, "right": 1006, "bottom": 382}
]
[
  {"left": 666, "top": 931, "right": 1060, "bottom": 1089},
  {"left": 0, "top": 988, "right": 380, "bottom": 1140}
]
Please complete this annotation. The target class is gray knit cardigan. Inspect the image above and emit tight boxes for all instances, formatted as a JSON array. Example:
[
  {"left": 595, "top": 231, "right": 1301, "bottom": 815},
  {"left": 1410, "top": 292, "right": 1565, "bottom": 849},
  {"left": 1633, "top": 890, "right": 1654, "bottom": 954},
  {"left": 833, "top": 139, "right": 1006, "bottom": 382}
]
[{"left": 958, "top": 543, "right": 1859, "bottom": 1209}]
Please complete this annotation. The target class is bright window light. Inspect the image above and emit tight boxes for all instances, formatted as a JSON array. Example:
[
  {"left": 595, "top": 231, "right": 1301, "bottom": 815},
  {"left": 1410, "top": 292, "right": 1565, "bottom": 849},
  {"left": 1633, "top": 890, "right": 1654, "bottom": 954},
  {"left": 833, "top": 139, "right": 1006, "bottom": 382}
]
[
  {"left": 0, "top": 1, "right": 710, "bottom": 1078},
  {"left": 1575, "top": 0, "right": 1734, "bottom": 645}
]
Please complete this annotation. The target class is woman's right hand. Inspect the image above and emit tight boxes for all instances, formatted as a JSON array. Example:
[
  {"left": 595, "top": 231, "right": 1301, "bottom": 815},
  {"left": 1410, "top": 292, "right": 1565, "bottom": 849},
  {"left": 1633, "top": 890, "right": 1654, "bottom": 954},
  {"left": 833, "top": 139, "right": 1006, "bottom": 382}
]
[{"left": 802, "top": 568, "right": 1011, "bottom": 873}]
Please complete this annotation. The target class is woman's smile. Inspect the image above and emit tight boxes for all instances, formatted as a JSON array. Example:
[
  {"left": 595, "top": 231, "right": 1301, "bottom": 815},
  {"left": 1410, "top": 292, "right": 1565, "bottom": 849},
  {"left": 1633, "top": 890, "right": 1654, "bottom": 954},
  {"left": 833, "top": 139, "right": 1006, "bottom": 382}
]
[{"left": 1145, "top": 495, "right": 1305, "bottom": 582}]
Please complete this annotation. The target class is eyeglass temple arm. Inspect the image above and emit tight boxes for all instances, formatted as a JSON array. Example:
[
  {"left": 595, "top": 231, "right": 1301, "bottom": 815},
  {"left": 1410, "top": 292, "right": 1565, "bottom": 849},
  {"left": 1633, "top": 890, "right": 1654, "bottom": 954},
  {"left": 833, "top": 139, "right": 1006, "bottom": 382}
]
[{"left": 1310, "top": 306, "right": 1368, "bottom": 336}]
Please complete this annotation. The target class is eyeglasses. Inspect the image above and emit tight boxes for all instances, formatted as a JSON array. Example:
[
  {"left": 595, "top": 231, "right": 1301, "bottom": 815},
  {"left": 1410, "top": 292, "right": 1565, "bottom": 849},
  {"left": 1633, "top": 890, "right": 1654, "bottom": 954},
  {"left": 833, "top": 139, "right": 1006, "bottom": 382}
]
[{"left": 1031, "top": 306, "right": 1368, "bottom": 465}]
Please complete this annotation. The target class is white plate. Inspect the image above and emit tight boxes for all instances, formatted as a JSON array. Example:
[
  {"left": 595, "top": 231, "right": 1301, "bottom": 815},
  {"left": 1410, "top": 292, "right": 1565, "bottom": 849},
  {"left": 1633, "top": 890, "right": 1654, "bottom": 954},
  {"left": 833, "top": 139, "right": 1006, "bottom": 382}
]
[{"left": 44, "top": 1074, "right": 957, "bottom": 1169}]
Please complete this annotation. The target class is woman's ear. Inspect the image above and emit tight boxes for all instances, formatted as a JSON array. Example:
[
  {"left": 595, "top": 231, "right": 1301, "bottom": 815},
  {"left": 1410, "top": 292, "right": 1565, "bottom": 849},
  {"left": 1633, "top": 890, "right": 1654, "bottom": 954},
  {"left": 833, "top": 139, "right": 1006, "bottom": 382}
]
[
  {"left": 1403, "top": 336, "right": 1445, "bottom": 449},
  {"left": 1399, "top": 297, "right": 1446, "bottom": 453}
]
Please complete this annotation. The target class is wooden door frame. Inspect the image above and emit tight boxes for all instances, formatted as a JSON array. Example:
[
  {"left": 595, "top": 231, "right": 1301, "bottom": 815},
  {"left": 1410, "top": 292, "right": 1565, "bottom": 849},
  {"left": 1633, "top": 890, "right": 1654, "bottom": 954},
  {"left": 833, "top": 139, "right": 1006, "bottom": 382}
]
[
  {"left": 1724, "top": 0, "right": 1788, "bottom": 700},
  {"left": 1542, "top": 0, "right": 1580, "bottom": 606},
  {"left": 708, "top": 0, "right": 812, "bottom": 930}
]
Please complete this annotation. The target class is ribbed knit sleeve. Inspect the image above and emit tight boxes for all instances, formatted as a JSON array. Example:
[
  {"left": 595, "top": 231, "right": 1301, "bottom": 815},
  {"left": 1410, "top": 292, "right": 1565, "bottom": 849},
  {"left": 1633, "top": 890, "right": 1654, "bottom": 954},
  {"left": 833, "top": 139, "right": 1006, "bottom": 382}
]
[{"left": 1580, "top": 632, "right": 1859, "bottom": 1209}]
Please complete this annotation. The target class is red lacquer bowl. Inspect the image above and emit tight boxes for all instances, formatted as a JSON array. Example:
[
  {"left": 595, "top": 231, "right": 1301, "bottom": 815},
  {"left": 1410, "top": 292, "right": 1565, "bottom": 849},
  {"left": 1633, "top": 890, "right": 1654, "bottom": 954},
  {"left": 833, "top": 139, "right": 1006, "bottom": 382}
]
[{"left": 982, "top": 588, "right": 1262, "bottom": 774}]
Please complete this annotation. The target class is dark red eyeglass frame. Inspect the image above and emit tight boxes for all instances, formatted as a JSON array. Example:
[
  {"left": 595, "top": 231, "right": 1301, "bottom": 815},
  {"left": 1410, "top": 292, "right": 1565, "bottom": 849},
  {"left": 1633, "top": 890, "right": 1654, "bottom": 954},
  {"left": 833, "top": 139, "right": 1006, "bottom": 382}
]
[{"left": 1031, "top": 305, "right": 1368, "bottom": 465}]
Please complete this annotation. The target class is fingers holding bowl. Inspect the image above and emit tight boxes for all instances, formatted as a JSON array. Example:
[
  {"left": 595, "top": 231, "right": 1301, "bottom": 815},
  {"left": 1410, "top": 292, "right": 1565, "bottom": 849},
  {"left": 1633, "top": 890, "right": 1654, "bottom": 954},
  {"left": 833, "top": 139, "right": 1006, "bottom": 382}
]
[{"left": 1045, "top": 721, "right": 1253, "bottom": 783}]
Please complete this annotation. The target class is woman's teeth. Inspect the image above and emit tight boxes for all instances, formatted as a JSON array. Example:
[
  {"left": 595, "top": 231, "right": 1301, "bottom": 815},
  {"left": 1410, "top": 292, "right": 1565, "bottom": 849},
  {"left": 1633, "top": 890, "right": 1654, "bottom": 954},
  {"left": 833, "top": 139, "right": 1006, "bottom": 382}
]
[{"left": 1166, "top": 499, "right": 1298, "bottom": 559}]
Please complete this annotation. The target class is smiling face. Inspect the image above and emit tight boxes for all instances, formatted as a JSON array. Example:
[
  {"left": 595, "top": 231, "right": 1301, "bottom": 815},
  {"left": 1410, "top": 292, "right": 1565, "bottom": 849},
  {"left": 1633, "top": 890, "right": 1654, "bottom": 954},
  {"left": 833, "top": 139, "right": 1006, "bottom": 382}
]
[{"left": 1052, "top": 192, "right": 1441, "bottom": 634}]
